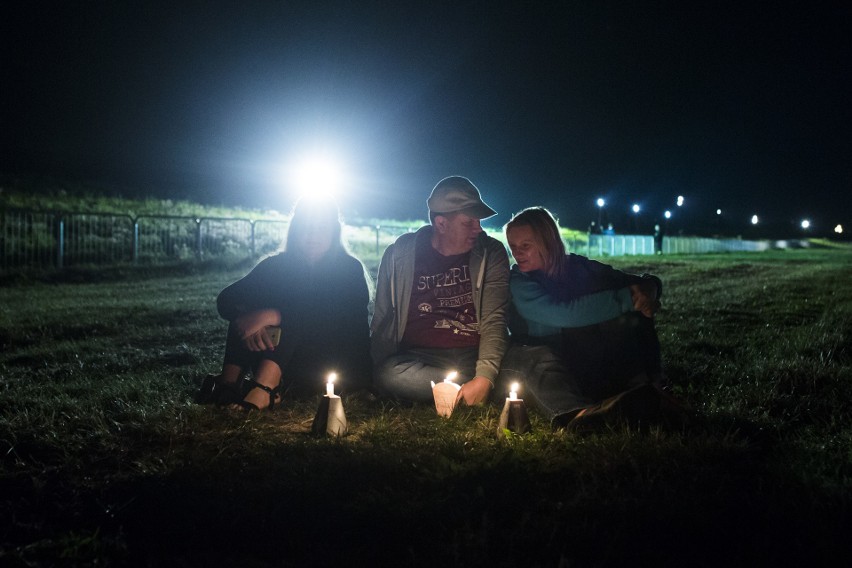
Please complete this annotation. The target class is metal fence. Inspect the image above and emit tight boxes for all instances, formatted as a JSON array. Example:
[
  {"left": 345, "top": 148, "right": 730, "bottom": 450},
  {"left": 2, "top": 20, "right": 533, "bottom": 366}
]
[
  {"left": 0, "top": 208, "right": 416, "bottom": 272},
  {"left": 586, "top": 234, "right": 655, "bottom": 256},
  {"left": 1, "top": 207, "right": 798, "bottom": 273},
  {"left": 585, "top": 234, "right": 785, "bottom": 256}
]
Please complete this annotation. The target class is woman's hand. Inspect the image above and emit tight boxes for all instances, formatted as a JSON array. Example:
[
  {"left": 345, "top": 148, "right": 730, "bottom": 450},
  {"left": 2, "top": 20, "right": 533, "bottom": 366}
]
[
  {"left": 630, "top": 282, "right": 661, "bottom": 318},
  {"left": 234, "top": 309, "right": 282, "bottom": 351},
  {"left": 242, "top": 327, "right": 279, "bottom": 352}
]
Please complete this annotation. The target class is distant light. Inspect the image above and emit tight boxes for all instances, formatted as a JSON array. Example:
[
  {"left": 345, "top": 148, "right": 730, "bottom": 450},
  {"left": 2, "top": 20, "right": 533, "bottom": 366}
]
[
  {"left": 801, "top": 219, "right": 810, "bottom": 230},
  {"left": 676, "top": 195, "right": 685, "bottom": 207},
  {"left": 287, "top": 152, "right": 345, "bottom": 196},
  {"left": 716, "top": 209, "right": 722, "bottom": 215},
  {"left": 632, "top": 204, "right": 640, "bottom": 214},
  {"left": 664, "top": 210, "right": 672, "bottom": 219},
  {"left": 751, "top": 215, "right": 759, "bottom": 225},
  {"left": 596, "top": 198, "right": 605, "bottom": 208},
  {"left": 835, "top": 224, "right": 843, "bottom": 234}
]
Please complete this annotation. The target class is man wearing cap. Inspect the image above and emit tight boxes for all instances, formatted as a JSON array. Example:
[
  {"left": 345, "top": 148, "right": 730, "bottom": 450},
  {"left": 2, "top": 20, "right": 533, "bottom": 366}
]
[{"left": 371, "top": 176, "right": 510, "bottom": 410}]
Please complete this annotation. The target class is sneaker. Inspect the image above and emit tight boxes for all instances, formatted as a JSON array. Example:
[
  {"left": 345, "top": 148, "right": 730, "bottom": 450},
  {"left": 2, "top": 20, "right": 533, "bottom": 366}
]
[{"left": 567, "top": 383, "right": 663, "bottom": 433}]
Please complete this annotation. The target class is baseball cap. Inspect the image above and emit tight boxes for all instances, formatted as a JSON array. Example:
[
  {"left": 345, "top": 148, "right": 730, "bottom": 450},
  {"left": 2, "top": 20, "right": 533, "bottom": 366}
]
[{"left": 426, "top": 176, "right": 497, "bottom": 220}]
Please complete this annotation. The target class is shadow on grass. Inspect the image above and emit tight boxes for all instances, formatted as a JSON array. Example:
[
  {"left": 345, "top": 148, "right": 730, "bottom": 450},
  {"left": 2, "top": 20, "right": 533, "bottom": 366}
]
[{"left": 4, "top": 404, "right": 850, "bottom": 567}]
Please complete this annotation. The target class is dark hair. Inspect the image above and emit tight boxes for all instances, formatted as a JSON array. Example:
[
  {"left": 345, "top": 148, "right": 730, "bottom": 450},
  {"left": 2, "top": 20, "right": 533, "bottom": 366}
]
[
  {"left": 284, "top": 194, "right": 374, "bottom": 297},
  {"left": 285, "top": 194, "right": 345, "bottom": 257},
  {"left": 504, "top": 207, "right": 567, "bottom": 279}
]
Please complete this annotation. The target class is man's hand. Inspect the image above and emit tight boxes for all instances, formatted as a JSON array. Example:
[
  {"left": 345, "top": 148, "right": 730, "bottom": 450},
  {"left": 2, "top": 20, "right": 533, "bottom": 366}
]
[
  {"left": 630, "top": 281, "right": 661, "bottom": 318},
  {"left": 456, "top": 376, "right": 493, "bottom": 406}
]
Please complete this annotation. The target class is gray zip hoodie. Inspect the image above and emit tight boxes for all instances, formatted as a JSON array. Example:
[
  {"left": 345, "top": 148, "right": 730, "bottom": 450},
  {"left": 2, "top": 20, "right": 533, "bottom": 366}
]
[{"left": 370, "top": 226, "right": 510, "bottom": 382}]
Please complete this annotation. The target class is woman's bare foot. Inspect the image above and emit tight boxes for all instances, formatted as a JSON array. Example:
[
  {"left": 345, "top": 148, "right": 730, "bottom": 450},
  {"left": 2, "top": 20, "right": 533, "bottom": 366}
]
[
  {"left": 236, "top": 384, "right": 282, "bottom": 410},
  {"left": 231, "top": 359, "right": 283, "bottom": 411}
]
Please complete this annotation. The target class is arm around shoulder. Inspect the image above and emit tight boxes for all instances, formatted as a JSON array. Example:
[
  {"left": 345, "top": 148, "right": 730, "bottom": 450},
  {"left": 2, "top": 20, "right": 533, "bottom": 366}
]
[{"left": 510, "top": 271, "right": 634, "bottom": 328}]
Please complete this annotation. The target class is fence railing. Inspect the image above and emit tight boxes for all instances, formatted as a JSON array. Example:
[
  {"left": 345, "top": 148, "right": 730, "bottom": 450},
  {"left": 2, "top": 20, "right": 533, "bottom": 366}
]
[
  {"left": 1, "top": 207, "right": 803, "bottom": 273},
  {"left": 0, "top": 208, "right": 416, "bottom": 272},
  {"left": 585, "top": 234, "right": 796, "bottom": 256},
  {"left": 586, "top": 234, "right": 655, "bottom": 256}
]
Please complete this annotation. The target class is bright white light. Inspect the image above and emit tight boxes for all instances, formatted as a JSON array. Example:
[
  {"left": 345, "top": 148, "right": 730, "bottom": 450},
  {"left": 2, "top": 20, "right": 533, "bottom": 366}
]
[
  {"left": 751, "top": 215, "right": 759, "bottom": 225},
  {"left": 677, "top": 195, "right": 685, "bottom": 207},
  {"left": 632, "top": 204, "right": 640, "bottom": 214},
  {"left": 596, "top": 198, "right": 605, "bottom": 208},
  {"left": 801, "top": 219, "right": 810, "bottom": 230},
  {"left": 664, "top": 210, "right": 672, "bottom": 219},
  {"left": 287, "top": 152, "right": 344, "bottom": 196},
  {"left": 716, "top": 209, "right": 722, "bottom": 215},
  {"left": 835, "top": 224, "right": 843, "bottom": 234}
]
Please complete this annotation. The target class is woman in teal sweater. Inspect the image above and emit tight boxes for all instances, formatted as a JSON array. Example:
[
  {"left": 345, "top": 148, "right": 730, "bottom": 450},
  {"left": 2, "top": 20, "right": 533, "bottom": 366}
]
[{"left": 500, "top": 207, "right": 665, "bottom": 429}]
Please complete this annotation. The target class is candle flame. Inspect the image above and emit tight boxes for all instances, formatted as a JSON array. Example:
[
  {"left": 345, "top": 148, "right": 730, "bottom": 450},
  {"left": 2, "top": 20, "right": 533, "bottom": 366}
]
[
  {"left": 327, "top": 372, "right": 337, "bottom": 384},
  {"left": 511, "top": 382, "right": 519, "bottom": 393},
  {"left": 445, "top": 371, "right": 458, "bottom": 382}
]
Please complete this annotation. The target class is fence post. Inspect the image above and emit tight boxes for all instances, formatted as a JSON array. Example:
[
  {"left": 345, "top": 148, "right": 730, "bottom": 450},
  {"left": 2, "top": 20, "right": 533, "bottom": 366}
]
[
  {"left": 133, "top": 218, "right": 139, "bottom": 263},
  {"left": 375, "top": 225, "right": 381, "bottom": 256},
  {"left": 195, "top": 218, "right": 203, "bottom": 258},
  {"left": 250, "top": 220, "right": 256, "bottom": 257},
  {"left": 55, "top": 215, "right": 65, "bottom": 269}
]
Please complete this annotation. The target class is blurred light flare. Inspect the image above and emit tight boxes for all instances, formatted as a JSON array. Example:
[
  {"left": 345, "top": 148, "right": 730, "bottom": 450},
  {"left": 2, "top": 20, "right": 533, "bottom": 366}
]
[
  {"left": 596, "top": 198, "right": 605, "bottom": 208},
  {"left": 287, "top": 152, "right": 345, "bottom": 197},
  {"left": 835, "top": 224, "right": 843, "bottom": 234},
  {"left": 664, "top": 210, "right": 672, "bottom": 219},
  {"left": 751, "top": 215, "right": 759, "bottom": 225},
  {"left": 801, "top": 219, "right": 810, "bottom": 230},
  {"left": 632, "top": 204, "right": 640, "bottom": 214},
  {"left": 676, "top": 195, "right": 685, "bottom": 207}
]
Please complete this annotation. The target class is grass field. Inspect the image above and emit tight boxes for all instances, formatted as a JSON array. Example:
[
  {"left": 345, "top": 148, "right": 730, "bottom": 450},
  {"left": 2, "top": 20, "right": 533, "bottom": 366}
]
[{"left": 1, "top": 248, "right": 851, "bottom": 566}]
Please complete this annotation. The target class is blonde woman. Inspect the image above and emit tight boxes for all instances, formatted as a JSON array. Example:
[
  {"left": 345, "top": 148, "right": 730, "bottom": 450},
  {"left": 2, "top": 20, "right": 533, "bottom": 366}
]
[{"left": 502, "top": 207, "right": 679, "bottom": 431}]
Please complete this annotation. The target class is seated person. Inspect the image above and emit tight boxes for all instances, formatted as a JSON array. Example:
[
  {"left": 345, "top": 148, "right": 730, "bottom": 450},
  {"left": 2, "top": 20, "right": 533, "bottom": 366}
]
[
  {"left": 371, "top": 176, "right": 510, "bottom": 411},
  {"left": 198, "top": 195, "right": 372, "bottom": 410},
  {"left": 500, "top": 207, "right": 674, "bottom": 430}
]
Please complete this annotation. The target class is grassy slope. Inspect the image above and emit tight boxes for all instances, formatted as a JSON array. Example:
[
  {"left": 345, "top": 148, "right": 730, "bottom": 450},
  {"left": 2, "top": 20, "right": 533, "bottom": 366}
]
[{"left": 1, "top": 249, "right": 850, "bottom": 566}]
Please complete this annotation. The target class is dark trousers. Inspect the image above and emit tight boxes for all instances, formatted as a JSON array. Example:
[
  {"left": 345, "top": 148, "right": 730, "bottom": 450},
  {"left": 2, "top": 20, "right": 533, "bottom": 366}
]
[
  {"left": 498, "top": 312, "right": 662, "bottom": 426},
  {"left": 221, "top": 322, "right": 357, "bottom": 397}
]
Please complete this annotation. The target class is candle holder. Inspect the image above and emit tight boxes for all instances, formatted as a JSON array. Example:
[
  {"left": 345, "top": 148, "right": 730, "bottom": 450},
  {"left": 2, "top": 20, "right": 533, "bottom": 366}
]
[
  {"left": 311, "top": 394, "right": 348, "bottom": 437},
  {"left": 431, "top": 375, "right": 461, "bottom": 418},
  {"left": 497, "top": 397, "right": 532, "bottom": 436}
]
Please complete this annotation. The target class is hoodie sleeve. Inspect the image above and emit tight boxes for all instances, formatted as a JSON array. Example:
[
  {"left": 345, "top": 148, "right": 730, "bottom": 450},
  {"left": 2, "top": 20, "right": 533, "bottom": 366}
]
[
  {"left": 473, "top": 237, "right": 511, "bottom": 382},
  {"left": 369, "top": 242, "right": 397, "bottom": 365}
]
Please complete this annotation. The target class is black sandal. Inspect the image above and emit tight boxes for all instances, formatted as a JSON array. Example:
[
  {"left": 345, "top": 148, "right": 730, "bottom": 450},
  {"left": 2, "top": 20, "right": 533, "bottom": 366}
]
[
  {"left": 234, "top": 378, "right": 282, "bottom": 411},
  {"left": 196, "top": 374, "right": 244, "bottom": 406}
]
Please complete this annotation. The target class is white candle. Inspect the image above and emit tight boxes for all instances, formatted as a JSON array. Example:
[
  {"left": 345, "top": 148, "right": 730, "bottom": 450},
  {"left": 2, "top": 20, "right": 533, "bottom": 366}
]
[
  {"left": 326, "top": 372, "right": 337, "bottom": 397},
  {"left": 509, "top": 382, "right": 519, "bottom": 401}
]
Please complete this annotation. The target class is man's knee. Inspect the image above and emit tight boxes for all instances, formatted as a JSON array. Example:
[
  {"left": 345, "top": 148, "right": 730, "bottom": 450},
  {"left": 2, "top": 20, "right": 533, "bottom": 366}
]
[{"left": 373, "top": 355, "right": 432, "bottom": 402}]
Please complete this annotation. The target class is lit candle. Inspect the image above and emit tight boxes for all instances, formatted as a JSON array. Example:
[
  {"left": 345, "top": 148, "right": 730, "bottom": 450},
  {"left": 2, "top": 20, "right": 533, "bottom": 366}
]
[
  {"left": 509, "top": 382, "right": 519, "bottom": 401},
  {"left": 326, "top": 372, "right": 337, "bottom": 397},
  {"left": 444, "top": 371, "right": 458, "bottom": 384}
]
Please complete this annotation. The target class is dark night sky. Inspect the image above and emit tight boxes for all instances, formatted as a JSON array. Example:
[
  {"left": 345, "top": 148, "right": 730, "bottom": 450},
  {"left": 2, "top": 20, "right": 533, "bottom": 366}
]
[{"left": 2, "top": 1, "right": 850, "bottom": 234}]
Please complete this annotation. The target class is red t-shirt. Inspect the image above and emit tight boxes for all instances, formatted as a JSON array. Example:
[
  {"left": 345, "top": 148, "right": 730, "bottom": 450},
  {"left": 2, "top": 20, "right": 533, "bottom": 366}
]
[{"left": 401, "top": 236, "right": 480, "bottom": 349}]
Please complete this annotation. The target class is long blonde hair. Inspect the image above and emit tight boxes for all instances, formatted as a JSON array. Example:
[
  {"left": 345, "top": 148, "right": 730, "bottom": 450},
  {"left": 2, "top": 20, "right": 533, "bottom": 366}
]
[{"left": 504, "top": 207, "right": 567, "bottom": 279}]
